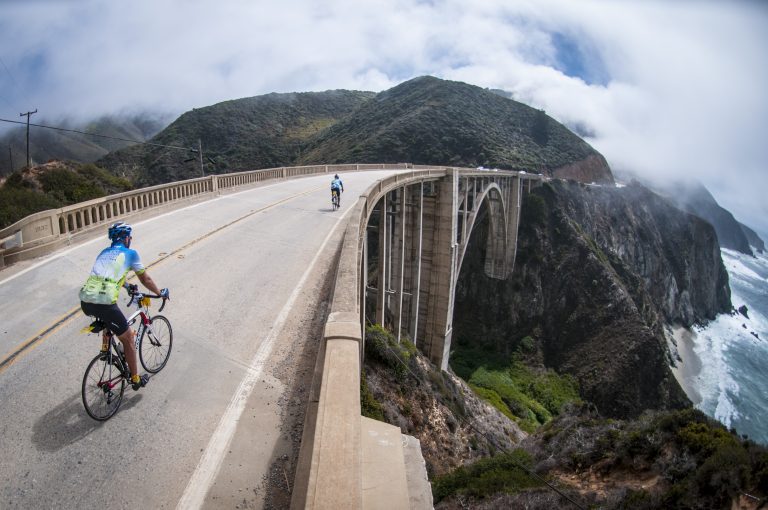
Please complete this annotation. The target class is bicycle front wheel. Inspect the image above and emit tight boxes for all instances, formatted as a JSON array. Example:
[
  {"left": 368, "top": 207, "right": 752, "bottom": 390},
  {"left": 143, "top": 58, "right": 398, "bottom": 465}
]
[
  {"left": 82, "top": 353, "right": 125, "bottom": 421},
  {"left": 139, "top": 315, "right": 173, "bottom": 373}
]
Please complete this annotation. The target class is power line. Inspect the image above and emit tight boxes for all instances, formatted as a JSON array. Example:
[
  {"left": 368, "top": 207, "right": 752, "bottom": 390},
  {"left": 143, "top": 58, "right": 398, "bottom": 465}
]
[{"left": 0, "top": 117, "right": 198, "bottom": 153}]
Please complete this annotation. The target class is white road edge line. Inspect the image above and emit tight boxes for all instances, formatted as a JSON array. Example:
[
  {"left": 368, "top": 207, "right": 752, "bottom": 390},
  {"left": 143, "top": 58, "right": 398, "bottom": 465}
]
[{"left": 176, "top": 203, "right": 355, "bottom": 510}]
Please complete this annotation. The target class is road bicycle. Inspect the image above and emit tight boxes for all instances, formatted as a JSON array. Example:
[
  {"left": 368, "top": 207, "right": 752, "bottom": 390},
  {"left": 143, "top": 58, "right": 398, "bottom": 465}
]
[
  {"left": 80, "top": 284, "right": 172, "bottom": 421},
  {"left": 331, "top": 188, "right": 340, "bottom": 210}
]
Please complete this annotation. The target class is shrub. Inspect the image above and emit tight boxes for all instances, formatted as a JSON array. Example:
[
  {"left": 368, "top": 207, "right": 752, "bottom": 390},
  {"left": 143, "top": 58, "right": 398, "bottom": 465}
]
[
  {"left": 519, "top": 335, "right": 536, "bottom": 354},
  {"left": 364, "top": 324, "right": 413, "bottom": 381},
  {"left": 677, "top": 422, "right": 739, "bottom": 456},
  {"left": 360, "top": 371, "right": 384, "bottom": 421},
  {"left": 432, "top": 449, "right": 541, "bottom": 502}
]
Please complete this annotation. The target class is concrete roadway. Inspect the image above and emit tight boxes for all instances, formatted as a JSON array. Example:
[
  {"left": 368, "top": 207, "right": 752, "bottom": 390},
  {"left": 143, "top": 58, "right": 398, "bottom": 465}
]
[{"left": 0, "top": 170, "right": 401, "bottom": 509}]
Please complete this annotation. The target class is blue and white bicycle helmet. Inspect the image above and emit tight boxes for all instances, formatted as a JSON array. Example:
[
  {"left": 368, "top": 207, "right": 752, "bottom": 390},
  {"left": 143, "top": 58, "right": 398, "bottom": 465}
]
[{"left": 107, "top": 221, "right": 132, "bottom": 242}]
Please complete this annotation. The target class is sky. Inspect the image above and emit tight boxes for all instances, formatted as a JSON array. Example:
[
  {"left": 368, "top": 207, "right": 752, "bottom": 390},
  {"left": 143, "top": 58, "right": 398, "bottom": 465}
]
[{"left": 1, "top": 0, "right": 767, "bottom": 236}]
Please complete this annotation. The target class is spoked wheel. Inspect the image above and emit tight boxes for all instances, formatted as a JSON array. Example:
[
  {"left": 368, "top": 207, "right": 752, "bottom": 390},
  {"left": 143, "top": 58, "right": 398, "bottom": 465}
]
[
  {"left": 139, "top": 315, "right": 173, "bottom": 373},
  {"left": 82, "top": 353, "right": 126, "bottom": 421}
]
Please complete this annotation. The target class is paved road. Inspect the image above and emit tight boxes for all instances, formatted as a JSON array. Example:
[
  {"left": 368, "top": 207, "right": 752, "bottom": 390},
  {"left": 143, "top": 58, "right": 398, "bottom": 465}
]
[{"left": 0, "top": 170, "right": 401, "bottom": 509}]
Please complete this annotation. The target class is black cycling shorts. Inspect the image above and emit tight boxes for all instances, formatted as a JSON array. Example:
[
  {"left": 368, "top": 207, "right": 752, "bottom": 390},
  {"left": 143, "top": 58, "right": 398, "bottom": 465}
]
[{"left": 80, "top": 301, "right": 130, "bottom": 336}]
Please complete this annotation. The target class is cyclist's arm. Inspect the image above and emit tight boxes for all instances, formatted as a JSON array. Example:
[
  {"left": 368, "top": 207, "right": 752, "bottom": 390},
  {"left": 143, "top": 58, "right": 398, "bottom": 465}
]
[{"left": 137, "top": 271, "right": 162, "bottom": 296}]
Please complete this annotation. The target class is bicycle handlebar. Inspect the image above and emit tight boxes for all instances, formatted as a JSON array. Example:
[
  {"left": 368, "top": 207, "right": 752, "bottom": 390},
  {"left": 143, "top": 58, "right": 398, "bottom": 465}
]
[{"left": 123, "top": 283, "right": 169, "bottom": 312}]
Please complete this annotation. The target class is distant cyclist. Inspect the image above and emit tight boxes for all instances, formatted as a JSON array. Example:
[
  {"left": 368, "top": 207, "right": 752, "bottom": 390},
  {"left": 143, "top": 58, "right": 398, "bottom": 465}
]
[
  {"left": 79, "top": 222, "right": 169, "bottom": 390},
  {"left": 331, "top": 174, "right": 344, "bottom": 207}
]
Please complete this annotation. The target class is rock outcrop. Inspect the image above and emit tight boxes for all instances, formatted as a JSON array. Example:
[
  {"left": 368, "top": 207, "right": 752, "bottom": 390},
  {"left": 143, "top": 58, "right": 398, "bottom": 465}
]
[
  {"left": 740, "top": 222, "right": 765, "bottom": 253},
  {"left": 658, "top": 181, "right": 754, "bottom": 256},
  {"left": 453, "top": 179, "right": 731, "bottom": 419},
  {"left": 551, "top": 153, "right": 614, "bottom": 185}
]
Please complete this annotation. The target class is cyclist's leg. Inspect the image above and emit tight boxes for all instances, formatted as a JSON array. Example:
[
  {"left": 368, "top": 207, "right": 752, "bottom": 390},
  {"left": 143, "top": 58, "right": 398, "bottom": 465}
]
[
  {"left": 115, "top": 324, "right": 148, "bottom": 389},
  {"left": 81, "top": 301, "right": 117, "bottom": 352},
  {"left": 83, "top": 302, "right": 138, "bottom": 377},
  {"left": 116, "top": 328, "right": 138, "bottom": 377}
]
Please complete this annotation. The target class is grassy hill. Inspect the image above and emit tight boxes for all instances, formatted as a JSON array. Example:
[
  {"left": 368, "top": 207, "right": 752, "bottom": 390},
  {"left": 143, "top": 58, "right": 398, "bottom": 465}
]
[
  {"left": 97, "top": 76, "right": 612, "bottom": 185},
  {"left": 0, "top": 161, "right": 132, "bottom": 229},
  {"left": 98, "top": 90, "right": 375, "bottom": 186},
  {"left": 298, "top": 76, "right": 608, "bottom": 177}
]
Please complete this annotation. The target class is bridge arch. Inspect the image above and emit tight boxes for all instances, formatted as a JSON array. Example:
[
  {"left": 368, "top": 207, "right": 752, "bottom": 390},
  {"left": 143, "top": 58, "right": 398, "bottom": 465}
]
[
  {"left": 456, "top": 182, "right": 509, "bottom": 281},
  {"left": 362, "top": 170, "right": 527, "bottom": 370}
]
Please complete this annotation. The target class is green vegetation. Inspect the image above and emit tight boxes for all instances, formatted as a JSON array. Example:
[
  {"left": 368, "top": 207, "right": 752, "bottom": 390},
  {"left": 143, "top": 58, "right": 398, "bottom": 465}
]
[
  {"left": 100, "top": 76, "right": 607, "bottom": 186},
  {"left": 300, "top": 76, "right": 601, "bottom": 172},
  {"left": 452, "top": 336, "right": 580, "bottom": 433},
  {"left": 0, "top": 183, "right": 60, "bottom": 229},
  {"left": 535, "top": 407, "right": 768, "bottom": 508},
  {"left": 360, "top": 370, "right": 384, "bottom": 421},
  {"left": 99, "top": 90, "right": 375, "bottom": 186},
  {"left": 364, "top": 324, "right": 418, "bottom": 382},
  {"left": 0, "top": 163, "right": 131, "bottom": 229},
  {"left": 363, "top": 324, "right": 468, "bottom": 427},
  {"left": 431, "top": 449, "right": 542, "bottom": 503},
  {"left": 467, "top": 362, "right": 581, "bottom": 433}
]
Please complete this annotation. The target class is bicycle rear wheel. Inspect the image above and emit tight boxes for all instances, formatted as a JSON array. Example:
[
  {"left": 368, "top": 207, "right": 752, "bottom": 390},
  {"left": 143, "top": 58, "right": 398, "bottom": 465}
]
[
  {"left": 82, "top": 353, "right": 125, "bottom": 421},
  {"left": 139, "top": 315, "right": 173, "bottom": 373}
]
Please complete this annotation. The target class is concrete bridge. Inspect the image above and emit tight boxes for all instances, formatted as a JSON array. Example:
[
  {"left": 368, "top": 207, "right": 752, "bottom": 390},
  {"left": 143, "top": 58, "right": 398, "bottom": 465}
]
[{"left": 0, "top": 163, "right": 541, "bottom": 509}]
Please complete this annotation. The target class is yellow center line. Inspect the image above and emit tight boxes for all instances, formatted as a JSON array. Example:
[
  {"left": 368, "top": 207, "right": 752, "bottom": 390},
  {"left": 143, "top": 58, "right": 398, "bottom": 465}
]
[{"left": 0, "top": 184, "right": 325, "bottom": 376}]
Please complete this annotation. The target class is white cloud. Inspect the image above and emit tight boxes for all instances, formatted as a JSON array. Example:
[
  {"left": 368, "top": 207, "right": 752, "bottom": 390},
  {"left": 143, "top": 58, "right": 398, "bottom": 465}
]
[{"left": 1, "top": 0, "right": 766, "bottom": 232}]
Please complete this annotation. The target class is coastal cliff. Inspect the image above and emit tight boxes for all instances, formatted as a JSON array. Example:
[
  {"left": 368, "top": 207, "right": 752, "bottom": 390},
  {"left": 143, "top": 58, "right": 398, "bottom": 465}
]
[
  {"left": 363, "top": 178, "right": 765, "bottom": 508},
  {"left": 453, "top": 179, "right": 731, "bottom": 419}
]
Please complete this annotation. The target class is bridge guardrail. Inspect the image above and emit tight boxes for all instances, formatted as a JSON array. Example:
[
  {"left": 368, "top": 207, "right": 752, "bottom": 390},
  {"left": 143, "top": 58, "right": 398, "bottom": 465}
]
[
  {"left": 0, "top": 163, "right": 412, "bottom": 269},
  {"left": 293, "top": 167, "right": 543, "bottom": 508}
]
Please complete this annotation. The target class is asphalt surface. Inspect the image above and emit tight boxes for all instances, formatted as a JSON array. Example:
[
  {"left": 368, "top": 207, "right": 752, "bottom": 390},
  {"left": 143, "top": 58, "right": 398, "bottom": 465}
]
[{"left": 0, "top": 170, "right": 402, "bottom": 509}]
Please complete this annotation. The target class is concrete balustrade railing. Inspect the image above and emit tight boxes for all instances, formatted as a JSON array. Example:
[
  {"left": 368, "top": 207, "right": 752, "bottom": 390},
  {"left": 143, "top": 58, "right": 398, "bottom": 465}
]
[
  {"left": 0, "top": 163, "right": 410, "bottom": 269},
  {"left": 293, "top": 167, "right": 543, "bottom": 509}
]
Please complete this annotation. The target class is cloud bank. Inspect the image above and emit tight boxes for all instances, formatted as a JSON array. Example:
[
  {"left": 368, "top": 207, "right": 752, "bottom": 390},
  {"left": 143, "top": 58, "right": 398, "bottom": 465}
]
[{"left": 1, "top": 0, "right": 766, "bottom": 233}]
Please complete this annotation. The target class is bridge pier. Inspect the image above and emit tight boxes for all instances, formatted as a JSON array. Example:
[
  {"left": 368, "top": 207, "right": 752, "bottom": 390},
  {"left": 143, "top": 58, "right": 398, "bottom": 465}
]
[
  {"left": 419, "top": 170, "right": 458, "bottom": 370},
  {"left": 364, "top": 169, "right": 533, "bottom": 372}
]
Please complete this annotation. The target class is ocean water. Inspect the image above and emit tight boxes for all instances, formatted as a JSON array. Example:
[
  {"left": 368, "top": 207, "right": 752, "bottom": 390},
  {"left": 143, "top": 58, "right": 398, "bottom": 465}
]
[{"left": 692, "top": 248, "right": 768, "bottom": 445}]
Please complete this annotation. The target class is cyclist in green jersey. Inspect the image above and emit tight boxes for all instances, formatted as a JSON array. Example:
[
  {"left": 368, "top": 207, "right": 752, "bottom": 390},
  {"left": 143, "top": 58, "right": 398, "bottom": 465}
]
[{"left": 79, "top": 222, "right": 169, "bottom": 390}]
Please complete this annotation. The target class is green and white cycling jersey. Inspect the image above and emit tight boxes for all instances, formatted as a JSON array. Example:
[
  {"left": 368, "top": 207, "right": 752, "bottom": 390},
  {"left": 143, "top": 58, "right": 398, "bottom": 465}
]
[{"left": 79, "top": 243, "right": 145, "bottom": 305}]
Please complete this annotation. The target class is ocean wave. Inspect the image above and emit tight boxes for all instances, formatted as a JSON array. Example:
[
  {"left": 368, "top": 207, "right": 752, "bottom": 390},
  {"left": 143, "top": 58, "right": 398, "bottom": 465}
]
[{"left": 691, "top": 248, "right": 768, "bottom": 443}]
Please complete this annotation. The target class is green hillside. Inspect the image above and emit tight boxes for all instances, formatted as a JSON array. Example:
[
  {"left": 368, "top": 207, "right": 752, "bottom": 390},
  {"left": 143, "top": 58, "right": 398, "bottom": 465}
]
[
  {"left": 0, "top": 161, "right": 132, "bottom": 229},
  {"left": 97, "top": 76, "right": 612, "bottom": 186},
  {"left": 298, "top": 76, "right": 606, "bottom": 174},
  {"left": 98, "top": 90, "right": 375, "bottom": 186}
]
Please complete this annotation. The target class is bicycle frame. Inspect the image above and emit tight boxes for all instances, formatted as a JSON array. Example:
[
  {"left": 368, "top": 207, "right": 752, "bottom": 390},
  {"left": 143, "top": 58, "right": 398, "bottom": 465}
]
[
  {"left": 126, "top": 307, "right": 151, "bottom": 352},
  {"left": 98, "top": 337, "right": 131, "bottom": 391}
]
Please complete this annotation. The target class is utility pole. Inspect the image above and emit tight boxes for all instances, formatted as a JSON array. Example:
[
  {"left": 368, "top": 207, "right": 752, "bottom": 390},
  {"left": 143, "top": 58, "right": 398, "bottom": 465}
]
[
  {"left": 198, "top": 139, "right": 205, "bottom": 177},
  {"left": 19, "top": 109, "right": 37, "bottom": 168},
  {"left": 8, "top": 145, "right": 13, "bottom": 171}
]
